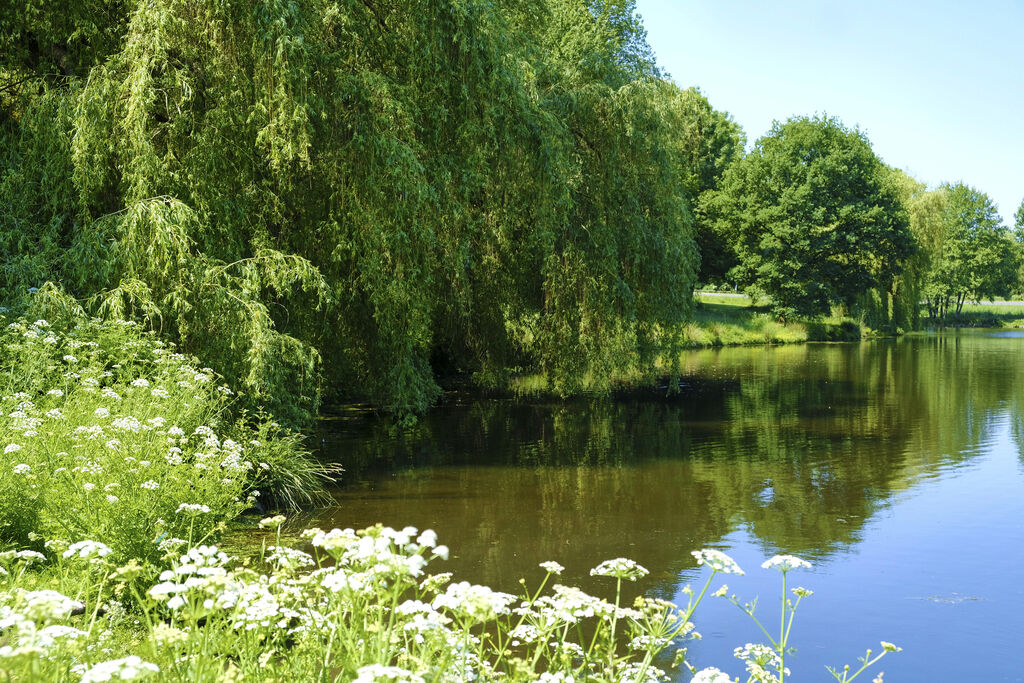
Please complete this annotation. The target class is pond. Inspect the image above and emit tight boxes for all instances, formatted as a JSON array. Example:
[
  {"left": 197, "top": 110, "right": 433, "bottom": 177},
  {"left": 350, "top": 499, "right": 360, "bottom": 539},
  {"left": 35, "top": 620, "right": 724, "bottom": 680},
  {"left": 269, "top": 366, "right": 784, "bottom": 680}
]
[{"left": 313, "top": 331, "right": 1024, "bottom": 681}]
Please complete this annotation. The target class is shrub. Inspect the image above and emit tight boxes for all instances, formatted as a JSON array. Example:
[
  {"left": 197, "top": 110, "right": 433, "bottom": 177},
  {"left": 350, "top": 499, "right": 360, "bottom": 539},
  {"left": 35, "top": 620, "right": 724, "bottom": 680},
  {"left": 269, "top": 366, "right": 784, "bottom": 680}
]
[{"left": 0, "top": 312, "right": 331, "bottom": 563}]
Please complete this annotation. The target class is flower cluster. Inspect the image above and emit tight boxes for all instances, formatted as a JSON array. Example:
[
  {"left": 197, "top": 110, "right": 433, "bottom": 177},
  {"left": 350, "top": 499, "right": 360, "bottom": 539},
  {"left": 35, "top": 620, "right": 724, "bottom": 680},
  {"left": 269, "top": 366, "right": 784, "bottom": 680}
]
[
  {"left": 761, "top": 555, "right": 812, "bottom": 572},
  {"left": 691, "top": 549, "right": 745, "bottom": 575},
  {"left": 589, "top": 557, "right": 649, "bottom": 581}
]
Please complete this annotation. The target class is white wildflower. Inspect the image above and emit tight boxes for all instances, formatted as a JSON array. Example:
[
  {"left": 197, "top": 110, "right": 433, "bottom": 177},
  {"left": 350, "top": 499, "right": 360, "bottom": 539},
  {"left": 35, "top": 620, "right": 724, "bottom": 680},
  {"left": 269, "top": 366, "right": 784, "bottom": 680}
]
[
  {"left": 416, "top": 529, "right": 438, "bottom": 548},
  {"left": 691, "top": 667, "right": 734, "bottom": 683},
  {"left": 111, "top": 416, "right": 142, "bottom": 433},
  {"left": 18, "top": 589, "right": 85, "bottom": 621},
  {"left": 353, "top": 664, "right": 425, "bottom": 683},
  {"left": 692, "top": 549, "right": 745, "bottom": 575},
  {"left": 267, "top": 546, "right": 314, "bottom": 570},
  {"left": 259, "top": 515, "right": 286, "bottom": 530},
  {"left": 761, "top": 555, "right": 812, "bottom": 572},
  {"left": 63, "top": 540, "right": 113, "bottom": 560},
  {"left": 540, "top": 560, "right": 565, "bottom": 575},
  {"left": 432, "top": 581, "right": 516, "bottom": 621},
  {"left": 590, "top": 557, "right": 649, "bottom": 581},
  {"left": 79, "top": 655, "right": 159, "bottom": 682},
  {"left": 14, "top": 550, "right": 46, "bottom": 565}
]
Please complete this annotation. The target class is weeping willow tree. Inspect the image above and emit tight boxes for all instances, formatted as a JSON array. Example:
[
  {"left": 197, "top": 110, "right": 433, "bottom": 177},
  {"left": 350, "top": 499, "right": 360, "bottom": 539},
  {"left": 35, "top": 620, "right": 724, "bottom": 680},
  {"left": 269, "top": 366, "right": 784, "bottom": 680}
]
[{"left": 0, "top": 0, "right": 701, "bottom": 421}]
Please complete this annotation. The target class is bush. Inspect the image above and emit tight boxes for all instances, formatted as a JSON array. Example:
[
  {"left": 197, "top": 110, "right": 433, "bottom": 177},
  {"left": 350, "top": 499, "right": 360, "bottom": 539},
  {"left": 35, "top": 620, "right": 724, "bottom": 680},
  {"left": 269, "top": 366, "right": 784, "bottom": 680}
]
[{"left": 0, "top": 312, "right": 331, "bottom": 563}]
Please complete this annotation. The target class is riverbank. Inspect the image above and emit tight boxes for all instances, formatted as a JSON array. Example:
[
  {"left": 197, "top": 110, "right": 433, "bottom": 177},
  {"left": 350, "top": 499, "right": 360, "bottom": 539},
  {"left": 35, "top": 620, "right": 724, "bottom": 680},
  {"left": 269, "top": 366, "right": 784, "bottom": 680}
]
[
  {"left": 686, "top": 292, "right": 868, "bottom": 345},
  {"left": 925, "top": 301, "right": 1024, "bottom": 328},
  {"left": 507, "top": 293, "right": 864, "bottom": 395}
]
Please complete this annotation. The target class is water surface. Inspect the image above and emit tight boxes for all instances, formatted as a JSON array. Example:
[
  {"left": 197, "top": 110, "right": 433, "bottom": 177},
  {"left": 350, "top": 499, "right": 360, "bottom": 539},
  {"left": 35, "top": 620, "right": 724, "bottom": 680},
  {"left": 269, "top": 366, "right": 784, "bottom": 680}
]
[{"left": 315, "top": 332, "right": 1024, "bottom": 681}]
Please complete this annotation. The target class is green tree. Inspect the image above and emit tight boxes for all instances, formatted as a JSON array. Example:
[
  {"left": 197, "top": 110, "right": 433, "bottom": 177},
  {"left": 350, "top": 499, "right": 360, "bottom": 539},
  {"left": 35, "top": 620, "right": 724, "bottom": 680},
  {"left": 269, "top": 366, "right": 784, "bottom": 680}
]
[
  {"left": 665, "top": 87, "right": 746, "bottom": 286},
  {"left": 873, "top": 169, "right": 944, "bottom": 331},
  {"left": 0, "top": 0, "right": 702, "bottom": 420},
  {"left": 525, "top": 0, "right": 699, "bottom": 393},
  {"left": 923, "top": 183, "right": 1018, "bottom": 317},
  {"left": 705, "top": 115, "right": 913, "bottom": 318}
]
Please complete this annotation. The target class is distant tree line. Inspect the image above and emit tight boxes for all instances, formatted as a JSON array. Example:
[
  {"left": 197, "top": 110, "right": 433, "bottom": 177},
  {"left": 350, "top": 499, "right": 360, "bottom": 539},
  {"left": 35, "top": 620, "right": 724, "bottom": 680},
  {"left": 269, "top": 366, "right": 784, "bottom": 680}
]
[{"left": 1, "top": 0, "right": 1021, "bottom": 420}]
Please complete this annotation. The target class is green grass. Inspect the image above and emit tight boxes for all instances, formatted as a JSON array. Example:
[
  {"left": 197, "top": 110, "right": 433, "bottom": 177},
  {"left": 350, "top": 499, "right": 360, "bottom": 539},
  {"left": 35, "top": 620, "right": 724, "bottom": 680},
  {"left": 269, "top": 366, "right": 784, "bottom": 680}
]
[
  {"left": 686, "top": 296, "right": 809, "bottom": 347},
  {"left": 925, "top": 301, "right": 1024, "bottom": 328},
  {"left": 508, "top": 295, "right": 866, "bottom": 395}
]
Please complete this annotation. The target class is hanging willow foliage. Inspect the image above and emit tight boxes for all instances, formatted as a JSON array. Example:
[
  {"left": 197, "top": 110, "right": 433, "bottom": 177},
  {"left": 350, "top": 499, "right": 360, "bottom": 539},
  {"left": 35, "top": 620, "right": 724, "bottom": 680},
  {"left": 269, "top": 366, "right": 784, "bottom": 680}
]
[{"left": 0, "top": 0, "right": 706, "bottom": 422}]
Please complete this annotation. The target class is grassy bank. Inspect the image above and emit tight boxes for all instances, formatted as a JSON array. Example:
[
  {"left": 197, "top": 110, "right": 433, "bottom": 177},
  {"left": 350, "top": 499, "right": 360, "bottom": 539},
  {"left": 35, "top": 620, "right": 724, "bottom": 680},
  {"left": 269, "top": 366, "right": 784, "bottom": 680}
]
[
  {"left": 509, "top": 294, "right": 864, "bottom": 395},
  {"left": 684, "top": 294, "right": 807, "bottom": 346},
  {"left": 924, "top": 301, "right": 1024, "bottom": 328},
  {"left": 687, "top": 293, "right": 871, "bottom": 346}
]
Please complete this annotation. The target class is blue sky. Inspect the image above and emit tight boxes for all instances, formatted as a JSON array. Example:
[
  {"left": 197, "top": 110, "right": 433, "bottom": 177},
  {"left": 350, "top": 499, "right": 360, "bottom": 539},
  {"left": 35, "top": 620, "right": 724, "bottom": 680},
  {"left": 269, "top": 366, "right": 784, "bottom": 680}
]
[{"left": 635, "top": 0, "right": 1023, "bottom": 224}]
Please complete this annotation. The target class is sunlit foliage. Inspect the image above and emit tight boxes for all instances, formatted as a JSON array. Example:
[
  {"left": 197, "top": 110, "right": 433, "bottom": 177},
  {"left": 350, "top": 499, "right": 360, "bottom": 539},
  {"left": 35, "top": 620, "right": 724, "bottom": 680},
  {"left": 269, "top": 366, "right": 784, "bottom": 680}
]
[{"left": 0, "top": 0, "right": 706, "bottom": 420}]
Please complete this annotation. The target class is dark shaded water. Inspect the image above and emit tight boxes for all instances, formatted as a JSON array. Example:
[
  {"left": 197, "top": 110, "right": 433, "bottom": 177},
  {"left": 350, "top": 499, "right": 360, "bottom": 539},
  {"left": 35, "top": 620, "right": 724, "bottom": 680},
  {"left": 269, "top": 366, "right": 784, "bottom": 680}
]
[{"left": 314, "top": 332, "right": 1024, "bottom": 681}]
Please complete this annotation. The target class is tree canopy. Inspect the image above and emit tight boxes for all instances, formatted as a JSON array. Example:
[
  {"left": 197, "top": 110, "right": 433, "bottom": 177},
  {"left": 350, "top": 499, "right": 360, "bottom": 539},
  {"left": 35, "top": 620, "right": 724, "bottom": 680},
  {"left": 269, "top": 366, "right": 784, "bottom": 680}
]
[
  {"left": 922, "top": 183, "right": 1018, "bottom": 317},
  {"left": 0, "top": 0, "right": 712, "bottom": 421},
  {"left": 704, "top": 115, "right": 914, "bottom": 318},
  {"left": 3, "top": 1, "right": 1019, "bottom": 420}
]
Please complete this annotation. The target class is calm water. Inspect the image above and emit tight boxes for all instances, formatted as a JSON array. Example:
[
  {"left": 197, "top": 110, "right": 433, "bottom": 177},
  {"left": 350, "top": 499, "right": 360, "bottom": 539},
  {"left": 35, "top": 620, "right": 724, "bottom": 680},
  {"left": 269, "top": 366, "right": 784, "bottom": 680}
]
[{"left": 314, "top": 331, "right": 1024, "bottom": 681}]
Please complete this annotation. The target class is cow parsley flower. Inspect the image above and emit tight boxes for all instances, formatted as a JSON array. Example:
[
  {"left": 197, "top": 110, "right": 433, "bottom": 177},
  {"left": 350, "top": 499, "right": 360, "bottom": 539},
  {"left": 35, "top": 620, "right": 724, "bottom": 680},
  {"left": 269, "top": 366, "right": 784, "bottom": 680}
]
[
  {"left": 18, "top": 589, "right": 85, "bottom": 621},
  {"left": 79, "top": 655, "right": 159, "bottom": 682},
  {"left": 63, "top": 540, "right": 113, "bottom": 560},
  {"left": 258, "top": 515, "right": 286, "bottom": 530},
  {"left": 540, "top": 560, "right": 565, "bottom": 575},
  {"left": 761, "top": 555, "right": 812, "bottom": 572},
  {"left": 353, "top": 664, "right": 425, "bottom": 683},
  {"left": 691, "top": 667, "right": 733, "bottom": 683},
  {"left": 267, "top": 546, "right": 314, "bottom": 570},
  {"left": 590, "top": 558, "right": 649, "bottom": 581},
  {"left": 692, "top": 549, "right": 745, "bottom": 575},
  {"left": 433, "top": 582, "right": 516, "bottom": 621},
  {"left": 416, "top": 529, "right": 438, "bottom": 548},
  {"left": 111, "top": 416, "right": 142, "bottom": 433}
]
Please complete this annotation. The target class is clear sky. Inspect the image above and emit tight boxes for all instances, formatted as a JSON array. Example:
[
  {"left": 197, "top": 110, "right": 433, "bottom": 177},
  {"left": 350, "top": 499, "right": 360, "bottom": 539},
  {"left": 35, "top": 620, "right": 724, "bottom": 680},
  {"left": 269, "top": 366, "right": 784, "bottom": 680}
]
[{"left": 635, "top": 0, "right": 1024, "bottom": 224}]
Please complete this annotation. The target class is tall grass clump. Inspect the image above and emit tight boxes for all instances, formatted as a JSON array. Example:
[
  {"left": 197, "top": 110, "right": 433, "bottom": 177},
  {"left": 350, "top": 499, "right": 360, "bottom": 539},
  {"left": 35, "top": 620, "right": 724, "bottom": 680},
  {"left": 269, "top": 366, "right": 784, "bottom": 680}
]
[{"left": 0, "top": 308, "right": 332, "bottom": 564}]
